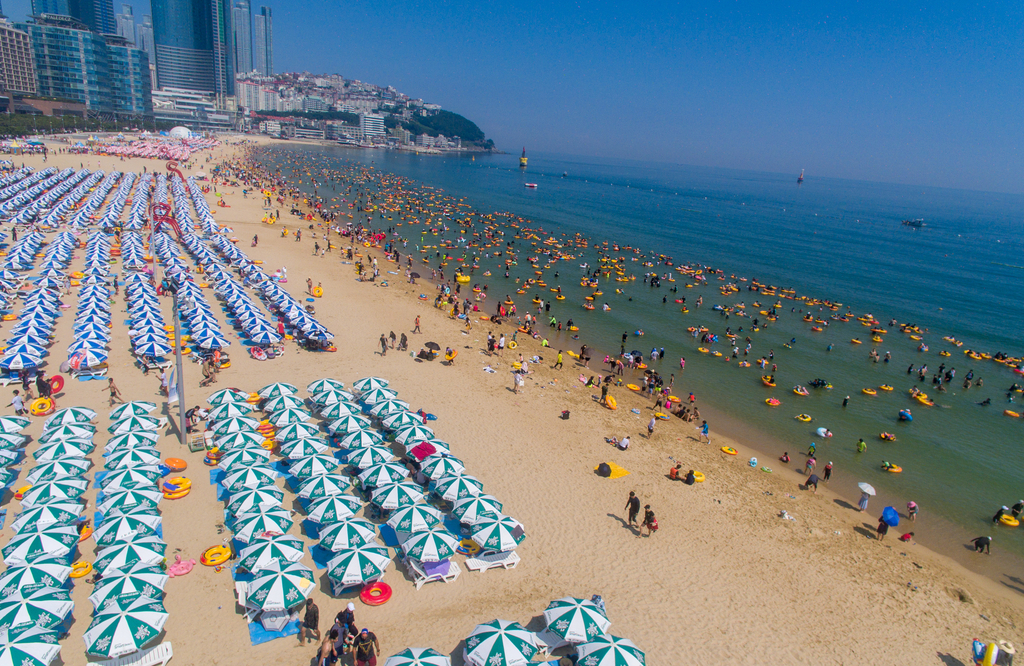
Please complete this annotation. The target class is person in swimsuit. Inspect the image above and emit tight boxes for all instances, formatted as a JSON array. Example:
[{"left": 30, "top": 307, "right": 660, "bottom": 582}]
[
  {"left": 318, "top": 629, "right": 337, "bottom": 666},
  {"left": 639, "top": 505, "right": 658, "bottom": 537}
]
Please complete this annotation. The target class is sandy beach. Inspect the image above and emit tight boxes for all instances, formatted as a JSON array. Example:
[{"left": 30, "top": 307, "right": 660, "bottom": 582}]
[{"left": 3, "top": 137, "right": 1022, "bottom": 666}]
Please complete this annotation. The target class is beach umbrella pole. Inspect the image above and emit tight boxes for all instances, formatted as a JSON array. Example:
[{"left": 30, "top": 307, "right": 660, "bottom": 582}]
[{"left": 171, "top": 291, "right": 187, "bottom": 447}]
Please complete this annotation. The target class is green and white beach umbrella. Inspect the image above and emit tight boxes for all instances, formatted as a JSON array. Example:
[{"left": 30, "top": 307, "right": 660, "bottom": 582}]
[
  {"left": 227, "top": 486, "right": 284, "bottom": 515},
  {"left": 43, "top": 407, "right": 94, "bottom": 428},
  {"left": 207, "top": 388, "right": 250, "bottom": 405},
  {"left": 267, "top": 408, "right": 312, "bottom": 427},
  {"left": 104, "top": 447, "right": 161, "bottom": 470},
  {"left": 108, "top": 402, "right": 156, "bottom": 420},
  {"left": 464, "top": 619, "right": 539, "bottom": 666},
  {"left": 318, "top": 518, "right": 377, "bottom": 552},
  {"left": 575, "top": 635, "right": 646, "bottom": 666},
  {"left": 230, "top": 507, "right": 294, "bottom": 543},
  {"left": 352, "top": 376, "right": 389, "bottom": 393},
  {"left": 393, "top": 424, "right": 434, "bottom": 445},
  {"left": 345, "top": 445, "right": 396, "bottom": 469},
  {"left": 33, "top": 439, "right": 95, "bottom": 461},
  {"left": 0, "top": 415, "right": 31, "bottom": 434},
  {"left": 222, "top": 464, "right": 277, "bottom": 492},
  {"left": 107, "top": 415, "right": 161, "bottom": 434},
  {"left": 245, "top": 560, "right": 315, "bottom": 612},
  {"left": 218, "top": 447, "right": 271, "bottom": 470},
  {"left": 257, "top": 382, "right": 298, "bottom": 399},
  {"left": 383, "top": 647, "right": 451, "bottom": 666},
  {"left": 381, "top": 411, "right": 424, "bottom": 431},
  {"left": 307, "top": 378, "right": 345, "bottom": 394},
  {"left": 92, "top": 513, "right": 162, "bottom": 548},
  {"left": 210, "top": 416, "right": 261, "bottom": 436},
  {"left": 0, "top": 468, "right": 12, "bottom": 488},
  {"left": 368, "top": 400, "right": 410, "bottom": 417},
  {"left": 386, "top": 503, "right": 444, "bottom": 534},
  {"left": 403, "top": 438, "right": 451, "bottom": 455},
  {"left": 208, "top": 401, "right": 254, "bottom": 420},
  {"left": 0, "top": 433, "right": 27, "bottom": 449},
  {"left": 543, "top": 597, "right": 611, "bottom": 644},
  {"left": 274, "top": 421, "right": 321, "bottom": 442},
  {"left": 325, "top": 413, "right": 371, "bottom": 434},
  {"left": 94, "top": 536, "right": 166, "bottom": 575},
  {"left": 305, "top": 494, "right": 361, "bottom": 524},
  {"left": 312, "top": 389, "right": 357, "bottom": 406},
  {"left": 1, "top": 527, "right": 79, "bottom": 566},
  {"left": 452, "top": 495, "right": 503, "bottom": 525},
  {"left": 102, "top": 440, "right": 158, "bottom": 457},
  {"left": 357, "top": 462, "right": 408, "bottom": 488},
  {"left": 83, "top": 595, "right": 167, "bottom": 658},
  {"left": 263, "top": 395, "right": 306, "bottom": 413},
  {"left": 280, "top": 437, "right": 329, "bottom": 458},
  {"left": 11, "top": 502, "right": 83, "bottom": 534},
  {"left": 237, "top": 534, "right": 305, "bottom": 572},
  {"left": 471, "top": 516, "right": 526, "bottom": 553},
  {"left": 0, "top": 625, "right": 61, "bottom": 666},
  {"left": 19, "top": 478, "right": 88, "bottom": 508},
  {"left": 317, "top": 401, "right": 360, "bottom": 420},
  {"left": 432, "top": 474, "right": 484, "bottom": 502},
  {"left": 26, "top": 458, "right": 91, "bottom": 484},
  {"left": 420, "top": 455, "right": 465, "bottom": 480},
  {"left": 325, "top": 544, "right": 391, "bottom": 586},
  {"left": 214, "top": 430, "right": 266, "bottom": 449},
  {"left": 37, "top": 423, "right": 95, "bottom": 444},
  {"left": 98, "top": 466, "right": 161, "bottom": 492},
  {"left": 359, "top": 387, "right": 399, "bottom": 405},
  {"left": 297, "top": 473, "right": 351, "bottom": 500},
  {"left": 371, "top": 482, "right": 424, "bottom": 510},
  {"left": 89, "top": 565, "right": 167, "bottom": 610},
  {"left": 288, "top": 453, "right": 340, "bottom": 479},
  {"left": 338, "top": 429, "right": 384, "bottom": 450},
  {"left": 400, "top": 527, "right": 458, "bottom": 562},
  {"left": 0, "top": 561, "right": 71, "bottom": 597},
  {"left": 97, "top": 488, "right": 162, "bottom": 515},
  {"left": 105, "top": 430, "right": 159, "bottom": 451},
  {"left": 0, "top": 587, "right": 73, "bottom": 631}
]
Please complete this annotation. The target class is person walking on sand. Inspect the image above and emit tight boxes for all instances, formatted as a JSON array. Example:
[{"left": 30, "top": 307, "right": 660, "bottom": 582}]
[
  {"left": 379, "top": 334, "right": 388, "bottom": 356},
  {"left": 413, "top": 316, "right": 421, "bottom": 334},
  {"left": 876, "top": 516, "right": 889, "bottom": 541},
  {"left": 625, "top": 491, "right": 640, "bottom": 529},
  {"left": 158, "top": 371, "right": 168, "bottom": 397},
  {"left": 639, "top": 505, "right": 658, "bottom": 538},
  {"left": 353, "top": 628, "right": 380, "bottom": 666},
  {"left": 300, "top": 598, "right": 320, "bottom": 644},
  {"left": 697, "top": 420, "right": 710, "bottom": 443},
  {"left": 554, "top": 350, "right": 563, "bottom": 369},
  {"left": 647, "top": 416, "right": 656, "bottom": 439}
]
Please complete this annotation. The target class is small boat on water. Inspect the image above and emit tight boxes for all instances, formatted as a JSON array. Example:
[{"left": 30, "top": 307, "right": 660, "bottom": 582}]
[
  {"left": 902, "top": 219, "right": 924, "bottom": 228},
  {"left": 525, "top": 183, "right": 538, "bottom": 189},
  {"left": 797, "top": 169, "right": 804, "bottom": 184}
]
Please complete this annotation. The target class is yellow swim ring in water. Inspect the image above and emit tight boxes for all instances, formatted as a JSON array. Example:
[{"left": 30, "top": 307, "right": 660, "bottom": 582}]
[
  {"left": 795, "top": 414, "right": 812, "bottom": 422},
  {"left": 1000, "top": 515, "right": 1020, "bottom": 527}
]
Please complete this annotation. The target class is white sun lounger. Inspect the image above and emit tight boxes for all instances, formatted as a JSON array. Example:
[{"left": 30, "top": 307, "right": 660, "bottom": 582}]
[
  {"left": 464, "top": 550, "right": 520, "bottom": 572},
  {"left": 96, "top": 641, "right": 173, "bottom": 666},
  {"left": 404, "top": 557, "right": 461, "bottom": 590}
]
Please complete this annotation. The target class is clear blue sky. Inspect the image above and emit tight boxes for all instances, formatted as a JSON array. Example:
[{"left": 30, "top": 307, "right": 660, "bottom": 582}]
[{"left": 6, "top": 0, "right": 1023, "bottom": 193}]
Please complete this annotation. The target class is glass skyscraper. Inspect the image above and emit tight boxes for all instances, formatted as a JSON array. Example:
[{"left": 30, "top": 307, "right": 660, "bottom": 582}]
[
  {"left": 252, "top": 5, "right": 271, "bottom": 76},
  {"left": 17, "top": 14, "right": 151, "bottom": 116},
  {"left": 151, "top": 0, "right": 234, "bottom": 95},
  {"left": 32, "top": 0, "right": 117, "bottom": 34},
  {"left": 231, "top": 0, "right": 251, "bottom": 74}
]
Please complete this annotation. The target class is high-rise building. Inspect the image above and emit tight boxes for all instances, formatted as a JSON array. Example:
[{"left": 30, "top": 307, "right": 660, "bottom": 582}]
[
  {"left": 135, "top": 14, "right": 153, "bottom": 52},
  {"left": 231, "top": 0, "right": 250, "bottom": 74},
  {"left": 151, "top": 0, "right": 235, "bottom": 95},
  {"left": 360, "top": 113, "right": 385, "bottom": 137},
  {"left": 115, "top": 3, "right": 133, "bottom": 42},
  {"left": 0, "top": 18, "right": 38, "bottom": 94},
  {"left": 75, "top": 0, "right": 117, "bottom": 34},
  {"left": 30, "top": 0, "right": 70, "bottom": 16},
  {"left": 151, "top": 0, "right": 212, "bottom": 92},
  {"left": 17, "top": 14, "right": 151, "bottom": 116},
  {"left": 252, "top": 5, "right": 271, "bottom": 76},
  {"left": 210, "top": 0, "right": 233, "bottom": 96}
]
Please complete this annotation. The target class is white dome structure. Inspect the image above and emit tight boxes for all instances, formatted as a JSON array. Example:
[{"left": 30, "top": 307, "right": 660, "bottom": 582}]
[{"left": 169, "top": 126, "right": 192, "bottom": 139}]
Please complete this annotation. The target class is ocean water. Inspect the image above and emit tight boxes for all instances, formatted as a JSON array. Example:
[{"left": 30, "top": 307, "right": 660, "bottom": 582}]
[{"left": 265, "top": 145, "right": 1024, "bottom": 566}]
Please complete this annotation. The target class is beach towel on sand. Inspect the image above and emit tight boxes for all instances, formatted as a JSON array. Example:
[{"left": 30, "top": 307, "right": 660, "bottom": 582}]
[{"left": 595, "top": 462, "right": 629, "bottom": 479}]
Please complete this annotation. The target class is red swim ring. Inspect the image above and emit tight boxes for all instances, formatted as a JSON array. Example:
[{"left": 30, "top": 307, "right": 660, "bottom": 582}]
[
  {"left": 49, "top": 375, "right": 64, "bottom": 393},
  {"left": 359, "top": 582, "right": 392, "bottom": 606}
]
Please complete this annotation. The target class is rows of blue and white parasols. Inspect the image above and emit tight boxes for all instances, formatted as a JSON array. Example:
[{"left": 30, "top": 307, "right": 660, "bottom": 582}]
[
  {"left": 97, "top": 172, "right": 136, "bottom": 231},
  {"left": 124, "top": 173, "right": 153, "bottom": 232},
  {"left": 67, "top": 232, "right": 114, "bottom": 370},
  {"left": 1, "top": 231, "right": 66, "bottom": 373},
  {"left": 121, "top": 240, "right": 173, "bottom": 359},
  {"left": 149, "top": 233, "right": 231, "bottom": 350}
]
